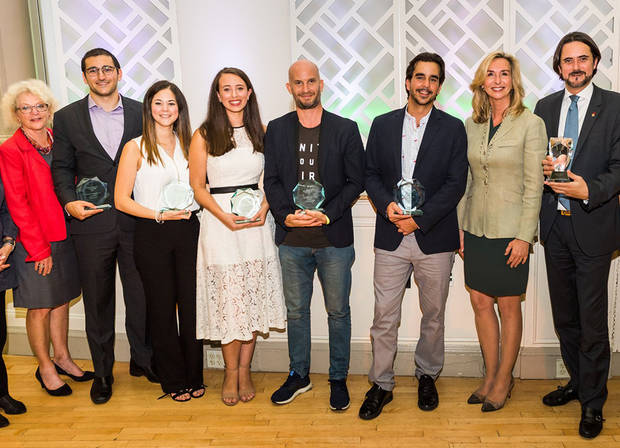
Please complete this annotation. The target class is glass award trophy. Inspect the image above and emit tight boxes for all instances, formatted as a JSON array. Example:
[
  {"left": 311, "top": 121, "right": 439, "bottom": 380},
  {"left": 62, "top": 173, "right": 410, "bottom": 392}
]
[
  {"left": 76, "top": 176, "right": 111, "bottom": 209},
  {"left": 394, "top": 178, "right": 425, "bottom": 216},
  {"left": 548, "top": 137, "right": 574, "bottom": 182},
  {"left": 159, "top": 181, "right": 194, "bottom": 211},
  {"left": 292, "top": 179, "right": 325, "bottom": 212},
  {"left": 231, "top": 188, "right": 263, "bottom": 223}
]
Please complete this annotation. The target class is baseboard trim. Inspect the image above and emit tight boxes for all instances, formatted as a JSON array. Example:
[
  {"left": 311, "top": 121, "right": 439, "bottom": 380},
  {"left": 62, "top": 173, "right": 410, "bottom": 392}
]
[{"left": 6, "top": 326, "right": 618, "bottom": 379}]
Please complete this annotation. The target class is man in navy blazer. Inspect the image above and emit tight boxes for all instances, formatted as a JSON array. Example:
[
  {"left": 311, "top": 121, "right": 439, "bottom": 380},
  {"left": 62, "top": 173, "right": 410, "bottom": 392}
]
[
  {"left": 264, "top": 60, "right": 365, "bottom": 411},
  {"left": 536, "top": 32, "right": 620, "bottom": 439},
  {"left": 359, "top": 53, "right": 467, "bottom": 419}
]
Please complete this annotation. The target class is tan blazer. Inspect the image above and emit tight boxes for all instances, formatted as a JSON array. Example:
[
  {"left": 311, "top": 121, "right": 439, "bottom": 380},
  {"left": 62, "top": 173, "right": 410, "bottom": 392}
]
[{"left": 457, "top": 109, "right": 547, "bottom": 243}]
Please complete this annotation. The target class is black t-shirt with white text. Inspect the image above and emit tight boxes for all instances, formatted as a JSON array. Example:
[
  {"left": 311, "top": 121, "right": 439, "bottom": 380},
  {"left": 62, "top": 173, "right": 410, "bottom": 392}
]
[{"left": 283, "top": 123, "right": 330, "bottom": 248}]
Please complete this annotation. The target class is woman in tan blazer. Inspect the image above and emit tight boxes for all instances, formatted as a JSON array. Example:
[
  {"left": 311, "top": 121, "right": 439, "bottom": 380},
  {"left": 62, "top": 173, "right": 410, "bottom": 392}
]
[{"left": 457, "top": 52, "right": 547, "bottom": 412}]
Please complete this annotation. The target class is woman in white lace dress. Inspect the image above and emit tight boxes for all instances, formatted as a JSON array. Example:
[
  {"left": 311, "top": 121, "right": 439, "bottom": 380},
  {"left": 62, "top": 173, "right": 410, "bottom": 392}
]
[{"left": 189, "top": 67, "right": 285, "bottom": 405}]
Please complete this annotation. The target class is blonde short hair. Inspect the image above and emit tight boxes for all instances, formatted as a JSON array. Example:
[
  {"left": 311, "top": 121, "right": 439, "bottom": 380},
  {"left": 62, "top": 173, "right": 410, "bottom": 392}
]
[
  {"left": 470, "top": 52, "right": 525, "bottom": 124},
  {"left": 1, "top": 79, "right": 58, "bottom": 132}
]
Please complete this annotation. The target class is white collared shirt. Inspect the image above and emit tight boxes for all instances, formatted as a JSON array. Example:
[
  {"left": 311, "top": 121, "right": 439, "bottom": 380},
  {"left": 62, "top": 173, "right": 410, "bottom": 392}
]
[
  {"left": 557, "top": 82, "right": 593, "bottom": 138},
  {"left": 556, "top": 82, "right": 594, "bottom": 210},
  {"left": 401, "top": 108, "right": 431, "bottom": 180}
]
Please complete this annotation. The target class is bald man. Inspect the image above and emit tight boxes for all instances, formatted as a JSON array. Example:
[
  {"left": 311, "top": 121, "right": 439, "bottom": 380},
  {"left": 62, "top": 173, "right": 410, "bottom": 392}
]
[{"left": 264, "top": 60, "right": 365, "bottom": 411}]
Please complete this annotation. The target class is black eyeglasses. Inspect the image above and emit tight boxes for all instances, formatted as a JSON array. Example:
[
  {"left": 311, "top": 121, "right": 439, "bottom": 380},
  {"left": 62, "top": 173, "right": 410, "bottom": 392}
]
[
  {"left": 85, "top": 65, "right": 117, "bottom": 76},
  {"left": 16, "top": 103, "right": 49, "bottom": 114}
]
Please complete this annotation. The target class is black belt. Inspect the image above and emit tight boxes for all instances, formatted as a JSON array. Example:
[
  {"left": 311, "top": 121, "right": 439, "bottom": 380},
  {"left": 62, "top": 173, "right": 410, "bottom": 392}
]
[{"left": 210, "top": 184, "right": 258, "bottom": 194}]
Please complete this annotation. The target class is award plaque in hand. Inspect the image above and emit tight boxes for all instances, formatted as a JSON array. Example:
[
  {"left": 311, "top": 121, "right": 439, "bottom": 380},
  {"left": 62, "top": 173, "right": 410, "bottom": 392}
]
[
  {"left": 293, "top": 179, "right": 325, "bottom": 212},
  {"left": 231, "top": 188, "right": 263, "bottom": 224},
  {"left": 394, "top": 178, "right": 425, "bottom": 216},
  {"left": 76, "top": 176, "right": 111, "bottom": 209},
  {"left": 159, "top": 181, "right": 194, "bottom": 211},
  {"left": 548, "top": 137, "right": 574, "bottom": 182}
]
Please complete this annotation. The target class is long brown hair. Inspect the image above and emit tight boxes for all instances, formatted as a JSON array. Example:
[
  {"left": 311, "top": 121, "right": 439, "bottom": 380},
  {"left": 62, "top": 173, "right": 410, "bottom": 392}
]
[
  {"left": 470, "top": 52, "right": 525, "bottom": 124},
  {"left": 199, "top": 67, "right": 264, "bottom": 156},
  {"left": 141, "top": 80, "right": 192, "bottom": 166}
]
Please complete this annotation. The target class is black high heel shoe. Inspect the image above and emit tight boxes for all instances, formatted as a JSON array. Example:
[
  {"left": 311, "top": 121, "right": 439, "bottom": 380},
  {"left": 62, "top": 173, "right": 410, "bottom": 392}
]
[
  {"left": 54, "top": 363, "right": 95, "bottom": 382},
  {"left": 481, "top": 378, "right": 515, "bottom": 412},
  {"left": 35, "top": 367, "right": 72, "bottom": 397},
  {"left": 467, "top": 391, "right": 485, "bottom": 404}
]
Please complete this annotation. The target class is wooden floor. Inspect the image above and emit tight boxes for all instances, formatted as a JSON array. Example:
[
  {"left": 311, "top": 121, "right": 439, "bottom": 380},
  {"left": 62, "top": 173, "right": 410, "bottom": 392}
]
[{"left": 1, "top": 355, "right": 619, "bottom": 447}]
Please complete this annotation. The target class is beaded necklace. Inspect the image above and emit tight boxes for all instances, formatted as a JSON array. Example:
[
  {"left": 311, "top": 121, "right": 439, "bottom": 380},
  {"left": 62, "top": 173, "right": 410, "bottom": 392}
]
[{"left": 20, "top": 128, "right": 53, "bottom": 155}]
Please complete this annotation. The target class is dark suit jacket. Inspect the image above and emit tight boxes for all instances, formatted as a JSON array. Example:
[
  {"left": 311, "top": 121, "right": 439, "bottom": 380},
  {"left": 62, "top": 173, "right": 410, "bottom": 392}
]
[
  {"left": 534, "top": 85, "right": 620, "bottom": 256},
  {"left": 365, "top": 106, "right": 468, "bottom": 253},
  {"left": 51, "top": 95, "right": 142, "bottom": 234},
  {"left": 0, "top": 177, "right": 17, "bottom": 291},
  {"left": 263, "top": 110, "right": 365, "bottom": 247}
]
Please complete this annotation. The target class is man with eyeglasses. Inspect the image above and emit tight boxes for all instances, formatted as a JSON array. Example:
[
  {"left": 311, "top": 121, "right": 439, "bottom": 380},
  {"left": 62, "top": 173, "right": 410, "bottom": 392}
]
[
  {"left": 535, "top": 32, "right": 620, "bottom": 439},
  {"left": 51, "top": 48, "right": 156, "bottom": 405}
]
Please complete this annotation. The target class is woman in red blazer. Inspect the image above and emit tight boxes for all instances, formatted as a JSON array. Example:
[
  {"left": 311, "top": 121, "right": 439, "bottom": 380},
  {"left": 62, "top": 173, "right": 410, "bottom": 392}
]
[{"left": 0, "top": 79, "right": 92, "bottom": 396}]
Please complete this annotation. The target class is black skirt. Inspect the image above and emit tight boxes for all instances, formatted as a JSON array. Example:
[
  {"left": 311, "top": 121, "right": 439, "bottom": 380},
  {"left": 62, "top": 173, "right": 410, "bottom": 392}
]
[{"left": 463, "top": 231, "right": 529, "bottom": 297}]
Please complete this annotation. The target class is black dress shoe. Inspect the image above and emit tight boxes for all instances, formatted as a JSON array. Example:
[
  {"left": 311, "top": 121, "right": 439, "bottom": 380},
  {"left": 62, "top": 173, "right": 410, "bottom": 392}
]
[
  {"left": 0, "top": 413, "right": 8, "bottom": 428},
  {"left": 90, "top": 375, "right": 114, "bottom": 405},
  {"left": 54, "top": 363, "right": 95, "bottom": 382},
  {"left": 359, "top": 383, "right": 393, "bottom": 420},
  {"left": 0, "top": 394, "right": 26, "bottom": 414},
  {"left": 418, "top": 374, "right": 438, "bottom": 411},
  {"left": 579, "top": 407, "right": 603, "bottom": 439},
  {"left": 129, "top": 359, "right": 159, "bottom": 383},
  {"left": 35, "top": 367, "right": 72, "bottom": 397},
  {"left": 542, "top": 384, "right": 578, "bottom": 406}
]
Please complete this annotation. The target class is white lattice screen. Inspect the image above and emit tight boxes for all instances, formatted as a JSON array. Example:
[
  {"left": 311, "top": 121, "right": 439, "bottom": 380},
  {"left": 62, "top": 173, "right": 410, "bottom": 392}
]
[
  {"left": 292, "top": 0, "right": 618, "bottom": 135},
  {"left": 39, "top": 0, "right": 181, "bottom": 106},
  {"left": 292, "top": 0, "right": 620, "bottom": 350}
]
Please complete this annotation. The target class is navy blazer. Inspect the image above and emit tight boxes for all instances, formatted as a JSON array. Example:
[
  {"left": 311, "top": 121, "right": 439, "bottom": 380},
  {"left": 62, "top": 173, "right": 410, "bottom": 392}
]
[
  {"left": 51, "top": 95, "right": 143, "bottom": 235},
  {"left": 263, "top": 110, "right": 365, "bottom": 247},
  {"left": 534, "top": 85, "right": 620, "bottom": 256},
  {"left": 365, "top": 106, "right": 468, "bottom": 253},
  {"left": 0, "top": 177, "right": 17, "bottom": 292}
]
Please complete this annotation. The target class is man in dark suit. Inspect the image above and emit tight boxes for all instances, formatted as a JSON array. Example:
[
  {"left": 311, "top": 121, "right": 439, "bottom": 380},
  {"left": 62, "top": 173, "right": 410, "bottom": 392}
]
[
  {"left": 264, "top": 60, "right": 365, "bottom": 411},
  {"left": 359, "top": 53, "right": 467, "bottom": 419},
  {"left": 535, "top": 32, "right": 620, "bottom": 439},
  {"left": 52, "top": 48, "right": 156, "bottom": 404}
]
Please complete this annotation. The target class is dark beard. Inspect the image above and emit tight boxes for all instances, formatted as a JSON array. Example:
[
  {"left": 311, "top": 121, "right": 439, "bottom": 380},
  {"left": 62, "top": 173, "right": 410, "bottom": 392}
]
[
  {"left": 564, "top": 71, "right": 593, "bottom": 90},
  {"left": 411, "top": 89, "right": 437, "bottom": 106},
  {"left": 294, "top": 92, "right": 321, "bottom": 110}
]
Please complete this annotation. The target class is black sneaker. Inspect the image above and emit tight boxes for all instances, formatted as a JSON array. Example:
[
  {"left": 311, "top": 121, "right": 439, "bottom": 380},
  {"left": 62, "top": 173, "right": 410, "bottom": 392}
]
[
  {"left": 329, "top": 379, "right": 350, "bottom": 411},
  {"left": 271, "top": 371, "right": 312, "bottom": 405}
]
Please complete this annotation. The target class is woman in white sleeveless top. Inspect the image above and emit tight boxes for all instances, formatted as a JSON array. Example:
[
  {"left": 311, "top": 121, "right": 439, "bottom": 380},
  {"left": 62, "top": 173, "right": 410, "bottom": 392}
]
[
  {"left": 115, "top": 81, "right": 203, "bottom": 402},
  {"left": 190, "top": 68, "right": 285, "bottom": 405}
]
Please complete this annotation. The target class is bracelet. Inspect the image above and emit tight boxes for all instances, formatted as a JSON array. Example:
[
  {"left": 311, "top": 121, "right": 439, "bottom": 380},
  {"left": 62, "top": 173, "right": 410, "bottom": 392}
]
[
  {"left": 324, "top": 215, "right": 330, "bottom": 225},
  {"left": 155, "top": 210, "right": 164, "bottom": 224},
  {"left": 2, "top": 237, "right": 15, "bottom": 247}
]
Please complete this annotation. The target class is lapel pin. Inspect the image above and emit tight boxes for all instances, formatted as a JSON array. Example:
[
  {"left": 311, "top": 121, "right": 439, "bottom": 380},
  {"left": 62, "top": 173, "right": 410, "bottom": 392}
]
[{"left": 591, "top": 112, "right": 596, "bottom": 117}]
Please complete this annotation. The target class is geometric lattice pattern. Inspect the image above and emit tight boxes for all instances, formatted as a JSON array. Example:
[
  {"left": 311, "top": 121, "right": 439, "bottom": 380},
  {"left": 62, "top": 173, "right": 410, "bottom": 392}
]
[
  {"left": 41, "top": 0, "right": 181, "bottom": 105},
  {"left": 292, "top": 0, "right": 399, "bottom": 137},
  {"left": 293, "top": 0, "right": 618, "bottom": 137},
  {"left": 512, "top": 0, "right": 617, "bottom": 109},
  {"left": 404, "top": 0, "right": 508, "bottom": 120}
]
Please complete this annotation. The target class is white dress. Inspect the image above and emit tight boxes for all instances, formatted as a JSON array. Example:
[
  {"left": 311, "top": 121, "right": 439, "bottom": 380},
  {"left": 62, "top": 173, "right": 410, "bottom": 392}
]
[{"left": 196, "top": 127, "right": 286, "bottom": 343}]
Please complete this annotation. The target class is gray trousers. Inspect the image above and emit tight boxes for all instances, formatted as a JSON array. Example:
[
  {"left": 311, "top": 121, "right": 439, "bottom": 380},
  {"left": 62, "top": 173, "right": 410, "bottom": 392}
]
[{"left": 369, "top": 233, "right": 454, "bottom": 391}]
